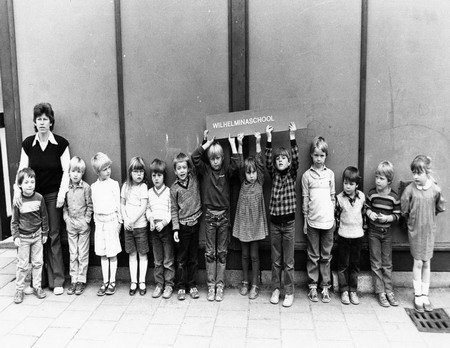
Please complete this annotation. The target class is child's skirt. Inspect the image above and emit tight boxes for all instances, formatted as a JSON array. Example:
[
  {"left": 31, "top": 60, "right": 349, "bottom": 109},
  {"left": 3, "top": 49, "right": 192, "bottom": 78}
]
[{"left": 94, "top": 213, "right": 122, "bottom": 257}]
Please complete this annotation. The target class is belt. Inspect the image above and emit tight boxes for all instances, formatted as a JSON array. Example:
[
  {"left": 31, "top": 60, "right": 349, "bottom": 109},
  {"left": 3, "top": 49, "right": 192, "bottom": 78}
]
[
  {"left": 368, "top": 225, "right": 389, "bottom": 233},
  {"left": 19, "top": 231, "right": 41, "bottom": 239},
  {"left": 205, "top": 210, "right": 228, "bottom": 220}
]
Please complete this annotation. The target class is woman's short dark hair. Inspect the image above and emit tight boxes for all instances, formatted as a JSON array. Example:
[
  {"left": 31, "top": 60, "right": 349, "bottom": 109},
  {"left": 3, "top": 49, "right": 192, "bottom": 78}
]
[{"left": 33, "top": 102, "right": 55, "bottom": 132}]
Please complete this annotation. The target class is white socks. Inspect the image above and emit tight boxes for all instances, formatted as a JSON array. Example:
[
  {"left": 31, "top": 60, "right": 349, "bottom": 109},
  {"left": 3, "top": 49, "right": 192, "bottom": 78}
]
[
  {"left": 422, "top": 282, "right": 430, "bottom": 305},
  {"left": 413, "top": 280, "right": 422, "bottom": 305},
  {"left": 129, "top": 256, "right": 138, "bottom": 283},
  {"left": 139, "top": 256, "right": 148, "bottom": 284}
]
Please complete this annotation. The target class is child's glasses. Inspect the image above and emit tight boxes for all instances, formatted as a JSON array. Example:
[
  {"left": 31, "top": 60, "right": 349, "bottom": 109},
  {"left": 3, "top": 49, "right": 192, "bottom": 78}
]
[{"left": 132, "top": 170, "right": 145, "bottom": 174}]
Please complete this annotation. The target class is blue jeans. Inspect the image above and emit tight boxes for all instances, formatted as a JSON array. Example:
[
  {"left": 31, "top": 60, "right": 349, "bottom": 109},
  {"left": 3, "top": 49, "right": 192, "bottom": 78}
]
[
  {"left": 270, "top": 220, "right": 295, "bottom": 295},
  {"left": 16, "top": 233, "right": 43, "bottom": 291},
  {"left": 43, "top": 192, "right": 65, "bottom": 288},
  {"left": 175, "top": 222, "right": 199, "bottom": 291},
  {"left": 151, "top": 224, "right": 175, "bottom": 287},
  {"left": 368, "top": 227, "right": 393, "bottom": 294},
  {"left": 204, "top": 210, "right": 229, "bottom": 288},
  {"left": 306, "top": 223, "right": 335, "bottom": 289},
  {"left": 337, "top": 236, "right": 363, "bottom": 292}
]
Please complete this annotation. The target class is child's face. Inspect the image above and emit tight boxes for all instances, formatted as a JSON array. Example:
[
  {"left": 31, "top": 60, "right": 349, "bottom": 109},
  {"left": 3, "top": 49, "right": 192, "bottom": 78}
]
[
  {"left": 245, "top": 168, "right": 257, "bottom": 184},
  {"left": 311, "top": 148, "right": 327, "bottom": 169},
  {"left": 131, "top": 169, "right": 145, "bottom": 184},
  {"left": 375, "top": 174, "right": 389, "bottom": 193},
  {"left": 175, "top": 161, "right": 188, "bottom": 181},
  {"left": 209, "top": 155, "right": 223, "bottom": 171},
  {"left": 152, "top": 172, "right": 164, "bottom": 189},
  {"left": 275, "top": 155, "right": 290, "bottom": 171},
  {"left": 343, "top": 180, "right": 357, "bottom": 196},
  {"left": 69, "top": 168, "right": 83, "bottom": 185},
  {"left": 19, "top": 175, "right": 35, "bottom": 197},
  {"left": 412, "top": 170, "right": 429, "bottom": 187},
  {"left": 98, "top": 165, "right": 111, "bottom": 181}
]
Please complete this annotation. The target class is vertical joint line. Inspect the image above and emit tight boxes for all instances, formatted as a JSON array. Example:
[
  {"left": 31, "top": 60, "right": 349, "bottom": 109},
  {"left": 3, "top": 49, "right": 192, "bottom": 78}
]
[
  {"left": 114, "top": 0, "right": 126, "bottom": 182},
  {"left": 358, "top": 0, "right": 368, "bottom": 189}
]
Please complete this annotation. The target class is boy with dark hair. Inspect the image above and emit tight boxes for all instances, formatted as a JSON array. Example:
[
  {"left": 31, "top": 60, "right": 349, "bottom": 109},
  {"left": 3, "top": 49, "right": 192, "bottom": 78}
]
[
  {"left": 12, "top": 168, "right": 49, "bottom": 304},
  {"left": 335, "top": 166, "right": 365, "bottom": 305}
]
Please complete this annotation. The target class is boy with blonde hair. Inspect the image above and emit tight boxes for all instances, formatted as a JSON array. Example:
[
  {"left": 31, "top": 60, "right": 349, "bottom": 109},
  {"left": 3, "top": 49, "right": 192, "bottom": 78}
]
[
  {"left": 64, "top": 156, "right": 93, "bottom": 295},
  {"left": 366, "top": 160, "right": 400, "bottom": 307}
]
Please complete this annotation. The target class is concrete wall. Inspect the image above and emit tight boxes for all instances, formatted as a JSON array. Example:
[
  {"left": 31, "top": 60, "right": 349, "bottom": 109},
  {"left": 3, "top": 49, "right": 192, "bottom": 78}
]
[
  {"left": 6, "top": 1, "right": 449, "bottom": 252},
  {"left": 365, "top": 1, "right": 449, "bottom": 247}
]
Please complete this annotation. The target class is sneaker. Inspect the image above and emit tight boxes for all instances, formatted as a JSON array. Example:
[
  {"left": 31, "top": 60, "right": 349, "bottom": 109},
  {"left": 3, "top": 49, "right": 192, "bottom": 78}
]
[
  {"left": 53, "top": 286, "right": 64, "bottom": 296},
  {"left": 386, "top": 292, "right": 399, "bottom": 306},
  {"left": 14, "top": 290, "right": 24, "bottom": 304},
  {"left": 249, "top": 285, "right": 259, "bottom": 300},
  {"left": 189, "top": 287, "right": 199, "bottom": 299},
  {"left": 152, "top": 285, "right": 163, "bottom": 298},
  {"left": 105, "top": 282, "right": 116, "bottom": 295},
  {"left": 283, "top": 294, "right": 294, "bottom": 307},
  {"left": 341, "top": 291, "right": 350, "bottom": 305},
  {"left": 75, "top": 282, "right": 86, "bottom": 296},
  {"left": 422, "top": 296, "right": 434, "bottom": 312},
  {"left": 215, "top": 286, "right": 224, "bottom": 302},
  {"left": 178, "top": 289, "right": 186, "bottom": 301},
  {"left": 349, "top": 291, "right": 360, "bottom": 305},
  {"left": 270, "top": 288, "right": 280, "bottom": 304},
  {"left": 308, "top": 288, "right": 319, "bottom": 302},
  {"left": 207, "top": 287, "right": 215, "bottom": 301},
  {"left": 23, "top": 285, "right": 34, "bottom": 295},
  {"left": 239, "top": 281, "right": 249, "bottom": 296},
  {"left": 97, "top": 282, "right": 108, "bottom": 296},
  {"left": 162, "top": 286, "right": 173, "bottom": 299},
  {"left": 67, "top": 283, "right": 77, "bottom": 295},
  {"left": 321, "top": 287, "right": 331, "bottom": 303},
  {"left": 378, "top": 292, "right": 390, "bottom": 307},
  {"left": 34, "top": 287, "right": 46, "bottom": 299}
]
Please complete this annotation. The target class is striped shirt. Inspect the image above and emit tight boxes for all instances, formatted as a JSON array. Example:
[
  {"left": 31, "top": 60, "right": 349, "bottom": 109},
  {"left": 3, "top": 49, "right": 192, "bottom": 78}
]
[
  {"left": 366, "top": 187, "right": 400, "bottom": 229},
  {"left": 265, "top": 139, "right": 299, "bottom": 221},
  {"left": 147, "top": 185, "right": 171, "bottom": 227},
  {"left": 11, "top": 192, "right": 49, "bottom": 239}
]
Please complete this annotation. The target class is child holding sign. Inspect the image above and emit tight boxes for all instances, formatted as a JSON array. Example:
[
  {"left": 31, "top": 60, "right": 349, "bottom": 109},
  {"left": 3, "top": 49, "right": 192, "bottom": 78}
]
[
  {"left": 192, "top": 133, "right": 240, "bottom": 302},
  {"left": 265, "top": 122, "right": 299, "bottom": 307},
  {"left": 233, "top": 132, "right": 268, "bottom": 300}
]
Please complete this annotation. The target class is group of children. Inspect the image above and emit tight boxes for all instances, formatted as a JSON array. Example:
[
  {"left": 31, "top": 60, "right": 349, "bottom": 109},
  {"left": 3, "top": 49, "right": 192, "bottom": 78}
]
[{"left": 12, "top": 123, "right": 445, "bottom": 313}]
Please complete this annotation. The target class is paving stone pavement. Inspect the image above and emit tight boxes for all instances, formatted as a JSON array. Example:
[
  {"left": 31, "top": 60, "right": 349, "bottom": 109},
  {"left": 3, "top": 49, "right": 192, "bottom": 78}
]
[{"left": 0, "top": 248, "right": 449, "bottom": 347}]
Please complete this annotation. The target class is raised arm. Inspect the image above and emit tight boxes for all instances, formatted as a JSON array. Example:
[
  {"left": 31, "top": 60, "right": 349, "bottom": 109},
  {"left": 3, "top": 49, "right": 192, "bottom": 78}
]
[
  {"left": 265, "top": 125, "right": 274, "bottom": 175},
  {"left": 289, "top": 122, "right": 299, "bottom": 173}
]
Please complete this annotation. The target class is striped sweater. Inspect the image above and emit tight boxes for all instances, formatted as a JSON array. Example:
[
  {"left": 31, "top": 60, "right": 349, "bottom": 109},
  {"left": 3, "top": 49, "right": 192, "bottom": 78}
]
[
  {"left": 11, "top": 192, "right": 49, "bottom": 239},
  {"left": 366, "top": 187, "right": 400, "bottom": 229}
]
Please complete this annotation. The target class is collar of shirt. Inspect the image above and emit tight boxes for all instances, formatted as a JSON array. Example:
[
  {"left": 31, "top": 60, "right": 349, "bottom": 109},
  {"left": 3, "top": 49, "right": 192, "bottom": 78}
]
[
  {"left": 415, "top": 179, "right": 432, "bottom": 191},
  {"left": 343, "top": 190, "right": 360, "bottom": 205},
  {"left": 309, "top": 165, "right": 328, "bottom": 176},
  {"left": 32, "top": 132, "right": 58, "bottom": 147},
  {"left": 69, "top": 180, "right": 85, "bottom": 189}
]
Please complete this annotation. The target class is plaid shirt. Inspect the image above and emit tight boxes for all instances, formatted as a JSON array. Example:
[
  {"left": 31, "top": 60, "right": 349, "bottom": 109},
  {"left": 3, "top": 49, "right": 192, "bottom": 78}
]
[{"left": 265, "top": 139, "right": 299, "bottom": 217}]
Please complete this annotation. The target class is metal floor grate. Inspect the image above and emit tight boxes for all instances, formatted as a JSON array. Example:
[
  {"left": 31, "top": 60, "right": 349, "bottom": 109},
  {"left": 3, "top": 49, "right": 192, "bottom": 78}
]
[{"left": 406, "top": 308, "right": 450, "bottom": 333}]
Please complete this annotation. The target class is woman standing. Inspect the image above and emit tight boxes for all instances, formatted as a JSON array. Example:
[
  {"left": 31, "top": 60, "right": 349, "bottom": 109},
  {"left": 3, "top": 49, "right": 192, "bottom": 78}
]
[{"left": 13, "top": 102, "right": 70, "bottom": 295}]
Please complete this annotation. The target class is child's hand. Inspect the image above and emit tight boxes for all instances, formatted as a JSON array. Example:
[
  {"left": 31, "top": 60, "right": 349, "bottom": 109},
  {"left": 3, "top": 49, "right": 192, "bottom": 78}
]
[
  {"left": 367, "top": 211, "right": 378, "bottom": 221},
  {"left": 155, "top": 221, "right": 164, "bottom": 232},
  {"left": 150, "top": 220, "right": 155, "bottom": 231},
  {"left": 237, "top": 133, "right": 244, "bottom": 146},
  {"left": 124, "top": 218, "right": 133, "bottom": 231},
  {"left": 266, "top": 125, "right": 273, "bottom": 142},
  {"left": 377, "top": 213, "right": 390, "bottom": 224},
  {"left": 174, "top": 231, "right": 179, "bottom": 243},
  {"left": 254, "top": 132, "right": 261, "bottom": 142},
  {"left": 228, "top": 134, "right": 236, "bottom": 145},
  {"left": 203, "top": 129, "right": 209, "bottom": 142},
  {"left": 42, "top": 236, "right": 48, "bottom": 244},
  {"left": 303, "top": 220, "right": 308, "bottom": 235},
  {"left": 289, "top": 122, "right": 297, "bottom": 140},
  {"left": 203, "top": 135, "right": 216, "bottom": 148},
  {"left": 289, "top": 122, "right": 297, "bottom": 133},
  {"left": 14, "top": 238, "right": 20, "bottom": 248}
]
